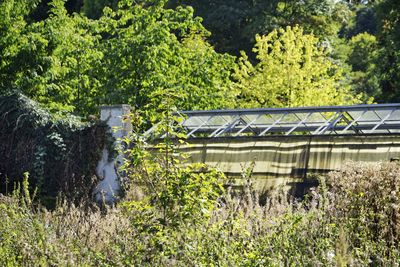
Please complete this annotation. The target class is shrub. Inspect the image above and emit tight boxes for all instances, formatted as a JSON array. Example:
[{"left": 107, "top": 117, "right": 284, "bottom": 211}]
[
  {"left": 324, "top": 161, "right": 400, "bottom": 263},
  {"left": 121, "top": 110, "right": 226, "bottom": 227}
]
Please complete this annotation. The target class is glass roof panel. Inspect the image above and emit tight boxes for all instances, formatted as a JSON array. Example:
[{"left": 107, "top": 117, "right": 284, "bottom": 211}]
[
  {"left": 183, "top": 116, "right": 209, "bottom": 127},
  {"left": 165, "top": 105, "right": 400, "bottom": 138},
  {"left": 306, "top": 112, "right": 326, "bottom": 123},
  {"left": 349, "top": 110, "right": 380, "bottom": 122},
  {"left": 280, "top": 113, "right": 300, "bottom": 124},
  {"left": 248, "top": 114, "right": 275, "bottom": 125},
  {"left": 206, "top": 115, "right": 235, "bottom": 127},
  {"left": 374, "top": 110, "right": 395, "bottom": 120},
  {"left": 386, "top": 109, "right": 400, "bottom": 121}
]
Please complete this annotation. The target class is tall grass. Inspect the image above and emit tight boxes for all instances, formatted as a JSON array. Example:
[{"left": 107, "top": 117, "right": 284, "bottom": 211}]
[{"left": 1, "top": 162, "right": 400, "bottom": 266}]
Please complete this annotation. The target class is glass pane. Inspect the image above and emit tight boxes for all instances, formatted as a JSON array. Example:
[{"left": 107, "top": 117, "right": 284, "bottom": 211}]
[
  {"left": 183, "top": 116, "right": 208, "bottom": 127},
  {"left": 349, "top": 110, "right": 379, "bottom": 123},
  {"left": 386, "top": 109, "right": 400, "bottom": 121}
]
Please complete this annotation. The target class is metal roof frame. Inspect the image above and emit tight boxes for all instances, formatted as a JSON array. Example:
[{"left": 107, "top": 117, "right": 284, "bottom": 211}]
[{"left": 145, "top": 104, "right": 400, "bottom": 139}]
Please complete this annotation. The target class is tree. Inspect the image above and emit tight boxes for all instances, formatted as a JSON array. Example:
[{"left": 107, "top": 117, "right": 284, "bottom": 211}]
[
  {"left": 0, "top": 0, "right": 103, "bottom": 113},
  {"left": 95, "top": 0, "right": 236, "bottom": 120},
  {"left": 0, "top": 0, "right": 39, "bottom": 90},
  {"left": 82, "top": 0, "right": 118, "bottom": 19},
  {"left": 121, "top": 108, "right": 225, "bottom": 227},
  {"left": 234, "top": 26, "right": 362, "bottom": 108},
  {"left": 374, "top": 0, "right": 400, "bottom": 102},
  {"left": 169, "top": 0, "right": 352, "bottom": 56},
  {"left": 1, "top": 0, "right": 237, "bottom": 118},
  {"left": 342, "top": 6, "right": 378, "bottom": 38},
  {"left": 347, "top": 33, "right": 380, "bottom": 100}
]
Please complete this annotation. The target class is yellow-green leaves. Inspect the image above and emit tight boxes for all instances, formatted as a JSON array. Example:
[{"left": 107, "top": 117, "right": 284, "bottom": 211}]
[{"left": 235, "top": 26, "right": 362, "bottom": 108}]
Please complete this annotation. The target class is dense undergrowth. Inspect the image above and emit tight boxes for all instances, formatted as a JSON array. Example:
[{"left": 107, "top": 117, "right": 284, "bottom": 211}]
[
  {"left": 0, "top": 93, "right": 110, "bottom": 206},
  {"left": 1, "top": 161, "right": 400, "bottom": 266}
]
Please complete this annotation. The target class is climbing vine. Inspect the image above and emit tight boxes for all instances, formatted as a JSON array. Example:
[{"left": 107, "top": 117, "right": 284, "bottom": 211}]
[{"left": 0, "top": 92, "right": 110, "bottom": 206}]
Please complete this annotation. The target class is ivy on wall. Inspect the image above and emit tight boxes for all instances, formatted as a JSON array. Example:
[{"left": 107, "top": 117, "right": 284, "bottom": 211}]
[{"left": 0, "top": 92, "right": 110, "bottom": 206}]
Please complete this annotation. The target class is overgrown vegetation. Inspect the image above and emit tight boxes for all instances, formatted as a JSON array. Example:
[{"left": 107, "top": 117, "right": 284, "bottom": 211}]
[
  {"left": 1, "top": 161, "right": 400, "bottom": 266},
  {"left": 0, "top": 92, "right": 109, "bottom": 205},
  {"left": 2, "top": 0, "right": 400, "bottom": 265},
  {"left": 4, "top": 0, "right": 399, "bottom": 119},
  {"left": 0, "top": 0, "right": 236, "bottom": 120}
]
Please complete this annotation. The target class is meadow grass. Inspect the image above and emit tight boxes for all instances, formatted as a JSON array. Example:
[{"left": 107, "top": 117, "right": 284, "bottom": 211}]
[{"left": 1, "top": 162, "right": 400, "bottom": 266}]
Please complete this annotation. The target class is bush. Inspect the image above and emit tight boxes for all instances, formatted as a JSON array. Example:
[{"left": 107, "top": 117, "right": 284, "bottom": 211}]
[
  {"left": 121, "top": 110, "right": 226, "bottom": 227},
  {"left": 325, "top": 161, "right": 400, "bottom": 263}
]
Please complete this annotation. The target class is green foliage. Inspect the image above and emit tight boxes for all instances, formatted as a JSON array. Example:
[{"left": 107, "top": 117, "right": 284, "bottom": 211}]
[
  {"left": 121, "top": 106, "right": 225, "bottom": 226},
  {"left": 95, "top": 1, "right": 236, "bottom": 120},
  {"left": 0, "top": 0, "right": 103, "bottom": 114},
  {"left": 348, "top": 33, "right": 377, "bottom": 73},
  {"left": 1, "top": 161, "right": 400, "bottom": 265},
  {"left": 83, "top": 0, "right": 118, "bottom": 19},
  {"left": 235, "top": 26, "right": 362, "bottom": 108},
  {"left": 342, "top": 6, "right": 378, "bottom": 38},
  {"left": 327, "top": 162, "right": 400, "bottom": 252},
  {"left": 0, "top": 92, "right": 109, "bottom": 205},
  {"left": 347, "top": 33, "right": 380, "bottom": 100},
  {"left": 374, "top": 0, "right": 400, "bottom": 102},
  {"left": 3, "top": 0, "right": 400, "bottom": 112},
  {"left": 169, "top": 0, "right": 352, "bottom": 55},
  {"left": 0, "top": 0, "right": 38, "bottom": 87},
  {"left": 1, "top": 0, "right": 236, "bottom": 118}
]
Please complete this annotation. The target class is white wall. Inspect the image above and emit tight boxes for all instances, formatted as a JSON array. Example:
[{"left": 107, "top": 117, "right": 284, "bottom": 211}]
[{"left": 94, "top": 105, "right": 131, "bottom": 204}]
